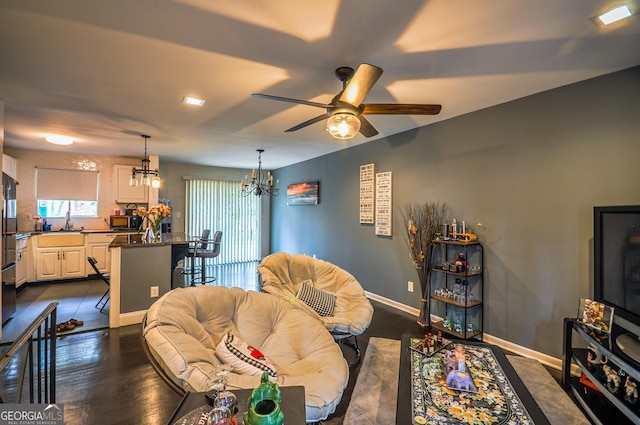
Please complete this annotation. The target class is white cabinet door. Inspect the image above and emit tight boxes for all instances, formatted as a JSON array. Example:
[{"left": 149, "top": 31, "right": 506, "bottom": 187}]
[
  {"left": 61, "top": 247, "right": 86, "bottom": 278},
  {"left": 86, "top": 233, "right": 117, "bottom": 275},
  {"left": 35, "top": 247, "right": 87, "bottom": 280},
  {"left": 2, "top": 154, "right": 17, "bottom": 180},
  {"left": 16, "top": 248, "right": 28, "bottom": 287},
  {"left": 115, "top": 165, "right": 148, "bottom": 203},
  {"left": 36, "top": 249, "right": 61, "bottom": 280},
  {"left": 87, "top": 244, "right": 110, "bottom": 274}
]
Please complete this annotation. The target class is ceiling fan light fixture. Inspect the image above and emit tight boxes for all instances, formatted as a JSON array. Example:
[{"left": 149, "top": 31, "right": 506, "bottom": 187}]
[
  {"left": 597, "top": 5, "right": 633, "bottom": 25},
  {"left": 327, "top": 113, "right": 361, "bottom": 139}
]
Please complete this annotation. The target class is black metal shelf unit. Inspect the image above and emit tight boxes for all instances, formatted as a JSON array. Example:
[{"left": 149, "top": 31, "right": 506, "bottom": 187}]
[
  {"left": 562, "top": 318, "right": 640, "bottom": 425},
  {"left": 429, "top": 240, "right": 483, "bottom": 340}
]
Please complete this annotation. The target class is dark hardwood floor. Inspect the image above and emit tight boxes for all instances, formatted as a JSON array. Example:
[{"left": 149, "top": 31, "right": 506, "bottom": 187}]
[
  {"left": 1, "top": 299, "right": 421, "bottom": 424},
  {"left": 0, "top": 262, "right": 565, "bottom": 424}
]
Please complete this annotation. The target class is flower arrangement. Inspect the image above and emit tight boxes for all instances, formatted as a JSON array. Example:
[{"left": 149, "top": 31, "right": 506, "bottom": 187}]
[
  {"left": 400, "top": 201, "right": 450, "bottom": 327},
  {"left": 136, "top": 204, "right": 171, "bottom": 238}
]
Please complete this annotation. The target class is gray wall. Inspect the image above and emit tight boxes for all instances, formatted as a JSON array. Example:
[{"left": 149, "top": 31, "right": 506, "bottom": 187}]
[{"left": 269, "top": 66, "right": 640, "bottom": 358}]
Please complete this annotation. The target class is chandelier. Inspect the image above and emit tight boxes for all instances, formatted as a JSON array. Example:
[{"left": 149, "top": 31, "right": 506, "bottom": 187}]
[
  {"left": 130, "top": 134, "right": 160, "bottom": 188},
  {"left": 241, "top": 149, "right": 279, "bottom": 197}
]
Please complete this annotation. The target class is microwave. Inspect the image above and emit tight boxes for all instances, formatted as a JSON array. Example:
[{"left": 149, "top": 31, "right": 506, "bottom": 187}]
[{"left": 109, "top": 215, "right": 141, "bottom": 230}]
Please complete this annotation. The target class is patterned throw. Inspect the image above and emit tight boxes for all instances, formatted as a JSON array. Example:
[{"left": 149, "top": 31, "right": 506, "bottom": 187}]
[
  {"left": 409, "top": 339, "right": 534, "bottom": 424},
  {"left": 344, "top": 338, "right": 590, "bottom": 425}
]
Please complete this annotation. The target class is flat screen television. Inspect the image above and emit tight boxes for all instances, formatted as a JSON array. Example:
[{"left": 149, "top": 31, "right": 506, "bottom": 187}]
[{"left": 594, "top": 205, "right": 640, "bottom": 363}]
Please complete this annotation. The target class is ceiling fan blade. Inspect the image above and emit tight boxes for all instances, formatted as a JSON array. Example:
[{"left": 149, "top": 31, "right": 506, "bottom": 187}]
[
  {"left": 252, "top": 93, "right": 331, "bottom": 109},
  {"left": 358, "top": 116, "right": 379, "bottom": 138},
  {"left": 285, "top": 114, "right": 329, "bottom": 132},
  {"left": 338, "top": 64, "right": 383, "bottom": 107},
  {"left": 362, "top": 103, "right": 442, "bottom": 115}
]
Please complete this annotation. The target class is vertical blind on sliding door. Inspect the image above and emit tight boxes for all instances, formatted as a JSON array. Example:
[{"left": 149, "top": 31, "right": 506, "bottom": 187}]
[{"left": 185, "top": 178, "right": 260, "bottom": 263}]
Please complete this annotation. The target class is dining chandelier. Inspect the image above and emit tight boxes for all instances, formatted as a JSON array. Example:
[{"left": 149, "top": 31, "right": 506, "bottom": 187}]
[
  {"left": 130, "top": 134, "right": 160, "bottom": 188},
  {"left": 241, "top": 149, "right": 279, "bottom": 197}
]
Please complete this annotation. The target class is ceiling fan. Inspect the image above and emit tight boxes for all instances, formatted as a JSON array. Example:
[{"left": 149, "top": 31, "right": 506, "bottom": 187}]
[{"left": 252, "top": 63, "right": 442, "bottom": 139}]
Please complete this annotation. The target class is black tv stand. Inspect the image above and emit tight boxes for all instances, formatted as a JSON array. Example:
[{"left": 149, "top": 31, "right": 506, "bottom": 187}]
[
  {"left": 563, "top": 318, "right": 640, "bottom": 425},
  {"left": 616, "top": 333, "right": 640, "bottom": 366}
]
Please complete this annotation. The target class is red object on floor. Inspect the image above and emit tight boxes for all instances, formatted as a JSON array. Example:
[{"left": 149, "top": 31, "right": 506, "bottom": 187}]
[{"left": 580, "top": 371, "right": 601, "bottom": 392}]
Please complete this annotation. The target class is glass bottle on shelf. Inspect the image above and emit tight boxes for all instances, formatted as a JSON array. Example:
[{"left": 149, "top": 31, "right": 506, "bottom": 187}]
[{"left": 454, "top": 252, "right": 467, "bottom": 273}]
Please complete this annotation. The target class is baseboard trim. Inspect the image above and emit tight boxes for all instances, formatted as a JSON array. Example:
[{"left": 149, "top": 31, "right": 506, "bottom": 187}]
[
  {"left": 365, "top": 291, "right": 563, "bottom": 371},
  {"left": 365, "top": 291, "right": 420, "bottom": 316},
  {"left": 117, "top": 311, "right": 146, "bottom": 327},
  {"left": 483, "top": 334, "right": 563, "bottom": 371}
]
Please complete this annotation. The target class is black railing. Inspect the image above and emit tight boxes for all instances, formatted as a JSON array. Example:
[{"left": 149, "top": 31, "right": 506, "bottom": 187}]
[{"left": 0, "top": 302, "right": 58, "bottom": 403}]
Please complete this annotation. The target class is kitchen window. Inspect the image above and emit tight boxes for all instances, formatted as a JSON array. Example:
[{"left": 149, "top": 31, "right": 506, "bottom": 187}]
[
  {"left": 35, "top": 167, "right": 99, "bottom": 218},
  {"left": 37, "top": 200, "right": 98, "bottom": 218}
]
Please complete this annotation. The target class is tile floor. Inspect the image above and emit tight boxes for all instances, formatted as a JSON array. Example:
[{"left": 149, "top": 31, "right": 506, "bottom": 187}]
[{"left": 1, "top": 278, "right": 110, "bottom": 345}]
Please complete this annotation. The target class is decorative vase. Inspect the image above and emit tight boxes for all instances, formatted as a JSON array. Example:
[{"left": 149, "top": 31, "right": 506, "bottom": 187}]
[
  {"left": 416, "top": 267, "right": 431, "bottom": 328},
  {"left": 243, "top": 372, "right": 284, "bottom": 425},
  {"left": 142, "top": 227, "right": 154, "bottom": 243}
]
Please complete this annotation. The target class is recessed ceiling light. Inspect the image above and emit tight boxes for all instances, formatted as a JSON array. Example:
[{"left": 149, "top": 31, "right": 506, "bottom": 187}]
[
  {"left": 598, "top": 5, "right": 633, "bottom": 26},
  {"left": 182, "top": 96, "right": 206, "bottom": 107},
  {"left": 45, "top": 134, "right": 74, "bottom": 145}
]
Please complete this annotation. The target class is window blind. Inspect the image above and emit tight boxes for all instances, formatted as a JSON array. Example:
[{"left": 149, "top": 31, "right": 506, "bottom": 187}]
[
  {"left": 36, "top": 167, "right": 99, "bottom": 200},
  {"left": 185, "top": 178, "right": 260, "bottom": 264}
]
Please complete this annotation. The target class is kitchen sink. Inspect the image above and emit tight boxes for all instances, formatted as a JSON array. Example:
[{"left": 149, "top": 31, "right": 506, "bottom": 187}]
[{"left": 37, "top": 232, "right": 85, "bottom": 247}]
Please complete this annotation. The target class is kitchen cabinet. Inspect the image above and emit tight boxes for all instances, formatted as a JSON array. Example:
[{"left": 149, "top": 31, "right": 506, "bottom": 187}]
[
  {"left": 2, "top": 154, "right": 17, "bottom": 180},
  {"left": 86, "top": 233, "right": 118, "bottom": 274},
  {"left": 16, "top": 236, "right": 29, "bottom": 288},
  {"left": 429, "top": 240, "right": 483, "bottom": 340},
  {"left": 35, "top": 246, "right": 86, "bottom": 280},
  {"left": 115, "top": 165, "right": 148, "bottom": 204}
]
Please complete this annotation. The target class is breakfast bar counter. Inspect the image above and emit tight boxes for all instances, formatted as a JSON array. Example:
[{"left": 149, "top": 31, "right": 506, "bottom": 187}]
[
  {"left": 109, "top": 232, "right": 196, "bottom": 248},
  {"left": 108, "top": 233, "right": 199, "bottom": 328}
]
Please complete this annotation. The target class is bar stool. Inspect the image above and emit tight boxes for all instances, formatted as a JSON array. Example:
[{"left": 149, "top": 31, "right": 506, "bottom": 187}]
[
  {"left": 183, "top": 229, "right": 210, "bottom": 277},
  {"left": 188, "top": 230, "right": 222, "bottom": 285}
]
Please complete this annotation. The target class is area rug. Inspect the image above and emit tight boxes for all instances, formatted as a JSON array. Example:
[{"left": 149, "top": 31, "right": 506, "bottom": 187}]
[{"left": 344, "top": 337, "right": 590, "bottom": 425}]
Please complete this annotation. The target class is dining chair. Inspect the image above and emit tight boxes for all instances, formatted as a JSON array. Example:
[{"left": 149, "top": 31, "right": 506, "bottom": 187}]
[{"left": 87, "top": 256, "right": 110, "bottom": 312}]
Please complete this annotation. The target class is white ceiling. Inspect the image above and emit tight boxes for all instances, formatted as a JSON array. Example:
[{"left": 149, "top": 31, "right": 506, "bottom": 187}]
[{"left": 1, "top": 0, "right": 639, "bottom": 169}]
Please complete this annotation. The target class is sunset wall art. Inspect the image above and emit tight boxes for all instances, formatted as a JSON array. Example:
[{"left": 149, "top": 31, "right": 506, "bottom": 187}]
[{"left": 287, "top": 181, "right": 319, "bottom": 205}]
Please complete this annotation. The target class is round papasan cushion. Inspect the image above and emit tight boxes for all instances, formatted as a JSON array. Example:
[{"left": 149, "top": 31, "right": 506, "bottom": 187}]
[{"left": 143, "top": 285, "right": 349, "bottom": 422}]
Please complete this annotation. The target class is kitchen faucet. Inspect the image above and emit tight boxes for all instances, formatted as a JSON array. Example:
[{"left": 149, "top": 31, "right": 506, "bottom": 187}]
[{"left": 65, "top": 211, "right": 72, "bottom": 231}]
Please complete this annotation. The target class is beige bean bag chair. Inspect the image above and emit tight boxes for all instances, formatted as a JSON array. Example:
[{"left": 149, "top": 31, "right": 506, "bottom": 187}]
[
  {"left": 257, "top": 252, "right": 374, "bottom": 364},
  {"left": 142, "top": 286, "right": 348, "bottom": 422}
]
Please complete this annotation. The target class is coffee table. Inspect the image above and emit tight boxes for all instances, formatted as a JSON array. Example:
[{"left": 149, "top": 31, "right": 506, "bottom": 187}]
[
  {"left": 167, "top": 385, "right": 306, "bottom": 425},
  {"left": 397, "top": 334, "right": 551, "bottom": 424}
]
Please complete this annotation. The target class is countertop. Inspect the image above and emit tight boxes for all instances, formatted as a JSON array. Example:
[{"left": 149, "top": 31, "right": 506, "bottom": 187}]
[
  {"left": 110, "top": 232, "right": 198, "bottom": 248},
  {"left": 26, "top": 229, "right": 139, "bottom": 237}
]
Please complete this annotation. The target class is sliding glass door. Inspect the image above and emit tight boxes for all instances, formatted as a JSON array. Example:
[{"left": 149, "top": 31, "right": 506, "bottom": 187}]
[{"left": 185, "top": 179, "right": 261, "bottom": 263}]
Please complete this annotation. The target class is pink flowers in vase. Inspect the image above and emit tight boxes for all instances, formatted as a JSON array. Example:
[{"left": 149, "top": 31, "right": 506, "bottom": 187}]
[{"left": 136, "top": 204, "right": 171, "bottom": 235}]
